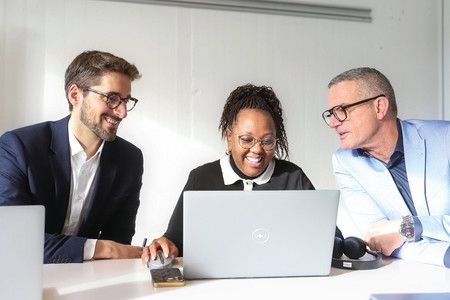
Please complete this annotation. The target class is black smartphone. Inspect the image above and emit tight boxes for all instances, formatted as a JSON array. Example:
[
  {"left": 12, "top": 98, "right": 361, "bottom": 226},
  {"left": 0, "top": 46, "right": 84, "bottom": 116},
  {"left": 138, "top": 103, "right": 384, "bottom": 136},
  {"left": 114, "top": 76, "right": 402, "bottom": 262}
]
[{"left": 150, "top": 268, "right": 185, "bottom": 287}]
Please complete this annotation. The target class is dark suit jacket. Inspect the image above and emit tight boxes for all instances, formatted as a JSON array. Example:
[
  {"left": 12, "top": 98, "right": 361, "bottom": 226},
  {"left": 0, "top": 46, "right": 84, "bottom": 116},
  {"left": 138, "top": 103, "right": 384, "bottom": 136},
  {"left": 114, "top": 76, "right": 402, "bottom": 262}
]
[{"left": 0, "top": 116, "right": 143, "bottom": 263}]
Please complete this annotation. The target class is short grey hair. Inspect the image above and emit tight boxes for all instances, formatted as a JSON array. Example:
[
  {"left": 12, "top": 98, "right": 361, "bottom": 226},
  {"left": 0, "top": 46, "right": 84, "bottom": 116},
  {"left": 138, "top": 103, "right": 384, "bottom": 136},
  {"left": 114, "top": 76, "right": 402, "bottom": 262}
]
[{"left": 328, "top": 67, "right": 397, "bottom": 117}]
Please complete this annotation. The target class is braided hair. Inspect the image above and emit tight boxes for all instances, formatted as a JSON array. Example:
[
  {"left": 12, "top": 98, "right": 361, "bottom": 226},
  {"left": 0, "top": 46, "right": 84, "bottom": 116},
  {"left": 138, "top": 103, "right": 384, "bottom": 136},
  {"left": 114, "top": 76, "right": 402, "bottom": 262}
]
[{"left": 219, "top": 84, "right": 289, "bottom": 160}]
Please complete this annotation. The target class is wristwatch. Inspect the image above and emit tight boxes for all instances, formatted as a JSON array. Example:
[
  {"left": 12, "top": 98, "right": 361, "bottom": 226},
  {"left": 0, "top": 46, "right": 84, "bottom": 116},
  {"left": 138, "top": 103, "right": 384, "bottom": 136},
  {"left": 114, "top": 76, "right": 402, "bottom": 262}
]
[{"left": 399, "top": 215, "right": 415, "bottom": 242}]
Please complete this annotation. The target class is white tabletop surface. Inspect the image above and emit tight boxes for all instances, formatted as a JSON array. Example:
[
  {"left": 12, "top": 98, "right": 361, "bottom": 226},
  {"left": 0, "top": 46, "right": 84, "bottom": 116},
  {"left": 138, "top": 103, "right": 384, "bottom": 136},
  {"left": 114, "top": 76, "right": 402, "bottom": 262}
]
[{"left": 43, "top": 257, "right": 450, "bottom": 300}]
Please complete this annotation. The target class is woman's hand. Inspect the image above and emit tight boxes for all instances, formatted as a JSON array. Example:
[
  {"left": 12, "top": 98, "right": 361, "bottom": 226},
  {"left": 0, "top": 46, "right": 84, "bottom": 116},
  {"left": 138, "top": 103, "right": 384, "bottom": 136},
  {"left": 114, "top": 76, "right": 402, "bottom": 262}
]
[{"left": 141, "top": 236, "right": 179, "bottom": 266}]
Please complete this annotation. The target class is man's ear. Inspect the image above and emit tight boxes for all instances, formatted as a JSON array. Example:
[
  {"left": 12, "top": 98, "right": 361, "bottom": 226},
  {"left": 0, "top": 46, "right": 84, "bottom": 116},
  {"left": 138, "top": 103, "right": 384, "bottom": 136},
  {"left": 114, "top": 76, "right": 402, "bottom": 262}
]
[
  {"left": 374, "top": 96, "right": 390, "bottom": 120},
  {"left": 68, "top": 84, "right": 82, "bottom": 108}
]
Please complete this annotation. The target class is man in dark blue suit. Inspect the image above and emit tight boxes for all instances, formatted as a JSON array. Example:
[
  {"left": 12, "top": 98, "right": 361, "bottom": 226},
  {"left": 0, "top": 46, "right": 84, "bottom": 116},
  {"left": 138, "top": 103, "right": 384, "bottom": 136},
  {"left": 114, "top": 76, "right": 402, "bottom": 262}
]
[{"left": 0, "top": 50, "right": 144, "bottom": 263}]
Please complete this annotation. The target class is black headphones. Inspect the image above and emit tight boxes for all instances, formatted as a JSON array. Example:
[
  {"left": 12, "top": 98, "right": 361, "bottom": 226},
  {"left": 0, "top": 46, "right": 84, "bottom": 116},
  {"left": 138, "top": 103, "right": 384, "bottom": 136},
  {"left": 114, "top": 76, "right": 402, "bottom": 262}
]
[{"left": 332, "top": 229, "right": 382, "bottom": 270}]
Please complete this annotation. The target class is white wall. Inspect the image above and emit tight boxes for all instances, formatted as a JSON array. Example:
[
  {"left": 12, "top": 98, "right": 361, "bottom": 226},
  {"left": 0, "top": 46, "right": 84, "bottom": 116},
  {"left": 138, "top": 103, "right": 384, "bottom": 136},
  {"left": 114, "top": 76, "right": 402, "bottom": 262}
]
[
  {"left": 445, "top": 0, "right": 450, "bottom": 120},
  {"left": 0, "top": 0, "right": 445, "bottom": 242}
]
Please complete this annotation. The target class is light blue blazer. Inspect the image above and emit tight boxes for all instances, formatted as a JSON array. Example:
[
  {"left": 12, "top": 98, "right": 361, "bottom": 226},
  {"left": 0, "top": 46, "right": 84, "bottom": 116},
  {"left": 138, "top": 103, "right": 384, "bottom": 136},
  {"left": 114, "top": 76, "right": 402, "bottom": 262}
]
[{"left": 332, "top": 119, "right": 450, "bottom": 267}]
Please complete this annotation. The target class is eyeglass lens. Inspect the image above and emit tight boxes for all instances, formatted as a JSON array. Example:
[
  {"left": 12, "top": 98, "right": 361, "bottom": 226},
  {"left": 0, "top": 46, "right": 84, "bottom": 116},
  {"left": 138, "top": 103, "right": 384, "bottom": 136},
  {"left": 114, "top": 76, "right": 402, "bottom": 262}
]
[
  {"left": 323, "top": 106, "right": 346, "bottom": 125},
  {"left": 239, "top": 136, "right": 276, "bottom": 150},
  {"left": 106, "top": 94, "right": 137, "bottom": 111}
]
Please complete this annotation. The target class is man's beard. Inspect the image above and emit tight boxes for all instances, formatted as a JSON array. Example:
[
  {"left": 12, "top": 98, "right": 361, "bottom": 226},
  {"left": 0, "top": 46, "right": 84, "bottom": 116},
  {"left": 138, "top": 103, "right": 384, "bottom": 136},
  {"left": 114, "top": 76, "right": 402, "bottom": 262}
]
[{"left": 80, "top": 102, "right": 119, "bottom": 141}]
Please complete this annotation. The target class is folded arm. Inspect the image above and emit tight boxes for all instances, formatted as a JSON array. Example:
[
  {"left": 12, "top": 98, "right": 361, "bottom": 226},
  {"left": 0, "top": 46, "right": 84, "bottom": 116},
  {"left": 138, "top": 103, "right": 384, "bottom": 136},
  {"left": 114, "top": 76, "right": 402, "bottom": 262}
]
[{"left": 333, "top": 152, "right": 450, "bottom": 267}]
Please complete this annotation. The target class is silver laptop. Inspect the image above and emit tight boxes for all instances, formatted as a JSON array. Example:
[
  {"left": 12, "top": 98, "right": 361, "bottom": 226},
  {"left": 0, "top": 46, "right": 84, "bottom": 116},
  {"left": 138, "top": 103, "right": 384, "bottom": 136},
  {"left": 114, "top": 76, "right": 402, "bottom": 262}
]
[
  {"left": 183, "top": 190, "right": 339, "bottom": 279},
  {"left": 0, "top": 205, "right": 45, "bottom": 300}
]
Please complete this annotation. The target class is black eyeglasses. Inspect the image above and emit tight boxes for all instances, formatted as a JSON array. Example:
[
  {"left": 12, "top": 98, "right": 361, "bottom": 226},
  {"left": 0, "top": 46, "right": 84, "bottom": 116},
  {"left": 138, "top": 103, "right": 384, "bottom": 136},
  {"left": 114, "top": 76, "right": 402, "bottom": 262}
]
[
  {"left": 84, "top": 88, "right": 139, "bottom": 111},
  {"left": 232, "top": 132, "right": 277, "bottom": 151},
  {"left": 322, "top": 94, "right": 385, "bottom": 126}
]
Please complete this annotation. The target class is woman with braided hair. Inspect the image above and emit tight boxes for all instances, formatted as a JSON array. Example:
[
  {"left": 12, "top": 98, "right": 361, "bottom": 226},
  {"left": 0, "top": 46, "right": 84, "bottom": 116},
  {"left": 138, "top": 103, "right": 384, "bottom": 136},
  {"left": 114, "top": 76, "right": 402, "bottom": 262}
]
[{"left": 142, "top": 84, "right": 315, "bottom": 264}]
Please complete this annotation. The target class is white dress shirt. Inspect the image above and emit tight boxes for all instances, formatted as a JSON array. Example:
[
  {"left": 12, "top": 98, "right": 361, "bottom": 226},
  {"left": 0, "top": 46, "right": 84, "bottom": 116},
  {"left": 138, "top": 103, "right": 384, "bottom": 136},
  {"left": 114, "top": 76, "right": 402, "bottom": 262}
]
[{"left": 64, "top": 119, "right": 104, "bottom": 260}]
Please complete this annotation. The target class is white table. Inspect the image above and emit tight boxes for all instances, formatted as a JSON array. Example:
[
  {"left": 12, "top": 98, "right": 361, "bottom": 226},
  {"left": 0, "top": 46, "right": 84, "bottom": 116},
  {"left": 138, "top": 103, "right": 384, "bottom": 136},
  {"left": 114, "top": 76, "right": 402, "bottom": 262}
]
[{"left": 43, "top": 257, "right": 450, "bottom": 300}]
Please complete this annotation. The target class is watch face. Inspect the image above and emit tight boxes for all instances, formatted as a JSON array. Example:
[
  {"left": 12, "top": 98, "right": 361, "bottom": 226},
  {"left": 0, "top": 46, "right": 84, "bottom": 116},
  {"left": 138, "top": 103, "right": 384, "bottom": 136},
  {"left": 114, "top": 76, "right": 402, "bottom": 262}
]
[
  {"left": 400, "top": 216, "right": 414, "bottom": 240},
  {"left": 403, "top": 228, "right": 414, "bottom": 238}
]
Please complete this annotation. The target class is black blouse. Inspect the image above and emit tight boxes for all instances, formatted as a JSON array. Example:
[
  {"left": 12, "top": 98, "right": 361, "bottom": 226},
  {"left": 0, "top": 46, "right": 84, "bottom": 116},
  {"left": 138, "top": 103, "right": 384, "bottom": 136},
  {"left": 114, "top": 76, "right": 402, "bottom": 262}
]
[{"left": 163, "top": 158, "right": 315, "bottom": 255}]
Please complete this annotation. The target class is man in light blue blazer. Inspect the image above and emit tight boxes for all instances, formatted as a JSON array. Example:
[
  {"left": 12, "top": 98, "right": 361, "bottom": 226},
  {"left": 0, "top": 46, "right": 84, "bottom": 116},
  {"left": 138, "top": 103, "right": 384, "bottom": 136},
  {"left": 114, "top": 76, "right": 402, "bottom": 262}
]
[{"left": 322, "top": 67, "right": 450, "bottom": 267}]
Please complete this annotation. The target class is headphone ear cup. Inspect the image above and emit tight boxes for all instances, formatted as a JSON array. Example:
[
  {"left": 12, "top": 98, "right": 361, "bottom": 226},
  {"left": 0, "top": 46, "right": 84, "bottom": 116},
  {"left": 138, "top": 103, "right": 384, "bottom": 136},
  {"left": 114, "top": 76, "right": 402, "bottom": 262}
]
[
  {"left": 332, "top": 235, "right": 382, "bottom": 270},
  {"left": 332, "top": 236, "right": 343, "bottom": 259},
  {"left": 343, "top": 236, "right": 366, "bottom": 259}
]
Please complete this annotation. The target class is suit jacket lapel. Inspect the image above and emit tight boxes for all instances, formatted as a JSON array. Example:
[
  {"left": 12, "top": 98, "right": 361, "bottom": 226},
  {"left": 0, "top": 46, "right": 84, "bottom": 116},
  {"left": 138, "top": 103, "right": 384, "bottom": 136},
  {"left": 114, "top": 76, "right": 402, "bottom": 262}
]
[
  {"left": 48, "top": 116, "right": 72, "bottom": 230},
  {"left": 401, "top": 120, "right": 428, "bottom": 215}
]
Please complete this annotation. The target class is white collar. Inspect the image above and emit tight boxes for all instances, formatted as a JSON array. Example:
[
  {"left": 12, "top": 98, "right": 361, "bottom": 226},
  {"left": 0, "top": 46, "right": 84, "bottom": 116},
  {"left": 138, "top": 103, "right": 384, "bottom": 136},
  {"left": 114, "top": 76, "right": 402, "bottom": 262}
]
[{"left": 220, "top": 155, "right": 275, "bottom": 186}]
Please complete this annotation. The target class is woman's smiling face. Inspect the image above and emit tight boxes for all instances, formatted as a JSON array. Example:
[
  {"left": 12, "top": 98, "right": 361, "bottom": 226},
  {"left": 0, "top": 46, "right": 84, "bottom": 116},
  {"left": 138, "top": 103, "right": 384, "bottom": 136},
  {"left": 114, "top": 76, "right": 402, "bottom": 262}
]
[{"left": 226, "top": 109, "right": 277, "bottom": 177}]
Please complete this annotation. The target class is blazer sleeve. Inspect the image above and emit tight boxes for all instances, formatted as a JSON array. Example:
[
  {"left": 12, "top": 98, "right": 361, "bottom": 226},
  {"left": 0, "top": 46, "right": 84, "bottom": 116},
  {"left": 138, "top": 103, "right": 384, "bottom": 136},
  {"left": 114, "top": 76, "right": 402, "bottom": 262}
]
[{"left": 44, "top": 233, "right": 86, "bottom": 263}]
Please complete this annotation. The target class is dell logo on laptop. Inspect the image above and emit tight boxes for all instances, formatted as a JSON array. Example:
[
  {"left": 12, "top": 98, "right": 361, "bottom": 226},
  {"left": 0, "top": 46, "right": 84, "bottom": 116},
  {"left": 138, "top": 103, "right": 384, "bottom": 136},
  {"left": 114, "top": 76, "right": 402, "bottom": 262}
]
[{"left": 252, "top": 228, "right": 269, "bottom": 243}]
